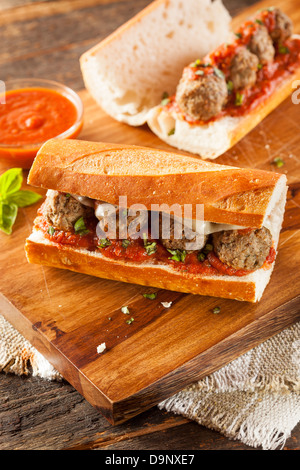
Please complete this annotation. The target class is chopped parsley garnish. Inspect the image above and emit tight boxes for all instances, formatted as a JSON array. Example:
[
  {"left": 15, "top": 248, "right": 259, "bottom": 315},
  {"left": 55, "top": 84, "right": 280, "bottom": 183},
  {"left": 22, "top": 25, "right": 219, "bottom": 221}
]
[
  {"left": 214, "top": 67, "right": 225, "bottom": 80},
  {"left": 255, "top": 19, "right": 264, "bottom": 25},
  {"left": 47, "top": 226, "right": 55, "bottom": 236},
  {"left": 74, "top": 217, "right": 89, "bottom": 236},
  {"left": 126, "top": 317, "right": 134, "bottom": 325},
  {"left": 168, "top": 128, "right": 175, "bottom": 136},
  {"left": 212, "top": 306, "right": 221, "bottom": 314},
  {"left": 257, "top": 63, "right": 263, "bottom": 70},
  {"left": 227, "top": 80, "right": 234, "bottom": 93},
  {"left": 272, "top": 157, "right": 285, "bottom": 168},
  {"left": 203, "top": 243, "right": 213, "bottom": 254},
  {"left": 197, "top": 252, "right": 206, "bottom": 262},
  {"left": 235, "top": 92, "right": 244, "bottom": 107},
  {"left": 278, "top": 45, "right": 290, "bottom": 55},
  {"left": 98, "top": 238, "right": 111, "bottom": 248},
  {"left": 161, "top": 91, "right": 170, "bottom": 106},
  {"left": 167, "top": 249, "right": 186, "bottom": 262},
  {"left": 143, "top": 233, "right": 157, "bottom": 255},
  {"left": 235, "top": 32, "right": 242, "bottom": 39},
  {"left": 122, "top": 239, "right": 130, "bottom": 249},
  {"left": 143, "top": 293, "right": 157, "bottom": 300},
  {"left": 191, "top": 59, "right": 201, "bottom": 68}
]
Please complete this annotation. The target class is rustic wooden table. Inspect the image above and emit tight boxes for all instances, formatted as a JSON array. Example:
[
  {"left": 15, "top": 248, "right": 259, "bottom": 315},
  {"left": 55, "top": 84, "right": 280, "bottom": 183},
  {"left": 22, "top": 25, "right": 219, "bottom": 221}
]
[{"left": 0, "top": 0, "right": 299, "bottom": 451}]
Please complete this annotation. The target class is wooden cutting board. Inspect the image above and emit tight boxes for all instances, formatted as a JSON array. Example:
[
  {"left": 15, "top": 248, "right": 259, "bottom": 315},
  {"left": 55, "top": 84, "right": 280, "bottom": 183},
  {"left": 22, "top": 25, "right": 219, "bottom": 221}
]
[{"left": 1, "top": 0, "right": 300, "bottom": 425}]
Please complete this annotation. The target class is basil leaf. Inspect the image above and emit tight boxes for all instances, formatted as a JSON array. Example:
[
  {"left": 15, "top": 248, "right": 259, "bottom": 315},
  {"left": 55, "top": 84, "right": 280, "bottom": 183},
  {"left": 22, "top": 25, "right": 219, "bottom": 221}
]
[
  {"left": 7, "top": 190, "right": 42, "bottom": 207},
  {"left": 0, "top": 168, "right": 23, "bottom": 198},
  {"left": 0, "top": 203, "right": 18, "bottom": 235}
]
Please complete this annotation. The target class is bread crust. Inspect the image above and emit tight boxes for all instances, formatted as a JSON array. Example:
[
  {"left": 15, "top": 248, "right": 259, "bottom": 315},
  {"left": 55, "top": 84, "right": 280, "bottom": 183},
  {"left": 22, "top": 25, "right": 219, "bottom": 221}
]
[
  {"left": 28, "top": 139, "right": 283, "bottom": 229},
  {"left": 25, "top": 234, "right": 264, "bottom": 302}
]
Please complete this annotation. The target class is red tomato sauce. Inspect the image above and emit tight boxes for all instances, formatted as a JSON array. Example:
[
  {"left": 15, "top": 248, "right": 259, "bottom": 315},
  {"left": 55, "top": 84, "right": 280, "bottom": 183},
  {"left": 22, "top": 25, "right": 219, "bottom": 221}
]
[
  {"left": 164, "top": 9, "right": 300, "bottom": 125},
  {"left": 0, "top": 88, "right": 78, "bottom": 146},
  {"left": 35, "top": 215, "right": 276, "bottom": 277}
]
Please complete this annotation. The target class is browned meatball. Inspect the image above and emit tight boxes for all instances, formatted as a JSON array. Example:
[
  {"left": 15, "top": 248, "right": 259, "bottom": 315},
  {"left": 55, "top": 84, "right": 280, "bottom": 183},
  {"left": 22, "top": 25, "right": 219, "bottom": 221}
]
[
  {"left": 160, "top": 215, "right": 208, "bottom": 252},
  {"left": 44, "top": 191, "right": 94, "bottom": 232},
  {"left": 270, "top": 8, "right": 293, "bottom": 43},
  {"left": 212, "top": 227, "right": 272, "bottom": 271},
  {"left": 95, "top": 202, "right": 148, "bottom": 240},
  {"left": 175, "top": 72, "right": 228, "bottom": 121},
  {"left": 230, "top": 48, "right": 259, "bottom": 90},
  {"left": 249, "top": 26, "right": 275, "bottom": 64}
]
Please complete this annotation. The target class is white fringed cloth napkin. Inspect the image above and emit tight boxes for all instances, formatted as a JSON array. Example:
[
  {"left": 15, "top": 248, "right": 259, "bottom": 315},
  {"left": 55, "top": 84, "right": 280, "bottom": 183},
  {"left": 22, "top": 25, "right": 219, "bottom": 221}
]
[{"left": 1, "top": 313, "right": 299, "bottom": 450}]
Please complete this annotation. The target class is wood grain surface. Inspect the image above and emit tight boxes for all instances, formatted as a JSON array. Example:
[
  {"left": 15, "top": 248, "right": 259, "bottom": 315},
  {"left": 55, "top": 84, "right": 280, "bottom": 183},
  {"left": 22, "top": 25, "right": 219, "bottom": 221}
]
[{"left": 1, "top": 0, "right": 300, "bottom": 450}]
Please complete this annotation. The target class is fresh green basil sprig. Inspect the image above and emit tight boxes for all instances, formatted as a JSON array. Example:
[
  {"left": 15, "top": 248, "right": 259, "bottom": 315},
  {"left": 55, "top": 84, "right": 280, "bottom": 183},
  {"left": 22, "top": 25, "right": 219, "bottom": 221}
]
[{"left": 0, "top": 168, "right": 42, "bottom": 235}]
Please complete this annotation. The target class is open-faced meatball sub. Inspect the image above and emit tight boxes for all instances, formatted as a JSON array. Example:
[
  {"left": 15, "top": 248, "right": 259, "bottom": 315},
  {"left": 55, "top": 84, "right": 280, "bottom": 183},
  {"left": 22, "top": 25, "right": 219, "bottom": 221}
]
[{"left": 148, "top": 7, "right": 300, "bottom": 159}]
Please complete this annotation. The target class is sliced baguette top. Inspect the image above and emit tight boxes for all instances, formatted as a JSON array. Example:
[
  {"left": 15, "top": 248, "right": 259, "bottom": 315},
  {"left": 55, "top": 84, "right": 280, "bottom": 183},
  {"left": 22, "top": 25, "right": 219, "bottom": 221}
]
[
  {"left": 28, "top": 138, "right": 285, "bottom": 228},
  {"left": 80, "top": 0, "right": 231, "bottom": 126}
]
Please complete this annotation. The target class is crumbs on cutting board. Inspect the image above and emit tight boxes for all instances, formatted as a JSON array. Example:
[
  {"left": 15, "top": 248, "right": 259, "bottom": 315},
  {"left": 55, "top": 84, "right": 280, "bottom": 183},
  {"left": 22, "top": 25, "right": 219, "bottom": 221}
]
[{"left": 97, "top": 343, "right": 106, "bottom": 354}]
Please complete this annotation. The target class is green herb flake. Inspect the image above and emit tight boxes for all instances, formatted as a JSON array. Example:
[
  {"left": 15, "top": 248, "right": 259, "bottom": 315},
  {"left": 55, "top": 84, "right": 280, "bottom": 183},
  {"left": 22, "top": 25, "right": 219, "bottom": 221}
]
[
  {"left": 121, "top": 306, "right": 130, "bottom": 314},
  {"left": 143, "top": 234, "right": 157, "bottom": 255},
  {"left": 47, "top": 226, "right": 55, "bottom": 236},
  {"left": 257, "top": 63, "right": 263, "bottom": 70},
  {"left": 272, "top": 157, "right": 285, "bottom": 168},
  {"left": 203, "top": 243, "right": 213, "bottom": 254},
  {"left": 168, "top": 128, "right": 175, "bottom": 136},
  {"left": 212, "top": 306, "right": 221, "bottom": 314},
  {"left": 235, "top": 92, "right": 244, "bottom": 107},
  {"left": 161, "top": 97, "right": 170, "bottom": 106},
  {"left": 278, "top": 45, "right": 290, "bottom": 55},
  {"left": 227, "top": 80, "right": 234, "bottom": 93},
  {"left": 255, "top": 19, "right": 264, "bottom": 25},
  {"left": 167, "top": 249, "right": 187, "bottom": 263},
  {"left": 74, "top": 217, "right": 90, "bottom": 236},
  {"left": 143, "top": 293, "right": 157, "bottom": 300},
  {"left": 214, "top": 67, "right": 225, "bottom": 80},
  {"left": 126, "top": 317, "right": 134, "bottom": 325},
  {"left": 191, "top": 59, "right": 201, "bottom": 68},
  {"left": 235, "top": 32, "right": 242, "bottom": 39},
  {"left": 197, "top": 252, "right": 206, "bottom": 262},
  {"left": 98, "top": 238, "right": 111, "bottom": 248},
  {"left": 122, "top": 239, "right": 130, "bottom": 249}
]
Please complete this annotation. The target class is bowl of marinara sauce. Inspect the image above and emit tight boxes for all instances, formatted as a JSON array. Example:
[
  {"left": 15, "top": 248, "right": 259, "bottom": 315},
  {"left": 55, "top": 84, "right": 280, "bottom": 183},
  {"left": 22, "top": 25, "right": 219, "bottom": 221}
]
[{"left": 0, "top": 79, "right": 84, "bottom": 169}]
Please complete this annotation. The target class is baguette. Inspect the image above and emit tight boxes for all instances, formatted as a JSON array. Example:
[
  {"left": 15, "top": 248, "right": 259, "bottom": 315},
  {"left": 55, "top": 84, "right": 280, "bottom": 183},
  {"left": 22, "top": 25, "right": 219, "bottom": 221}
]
[
  {"left": 26, "top": 139, "right": 287, "bottom": 302},
  {"left": 80, "top": 0, "right": 231, "bottom": 126}
]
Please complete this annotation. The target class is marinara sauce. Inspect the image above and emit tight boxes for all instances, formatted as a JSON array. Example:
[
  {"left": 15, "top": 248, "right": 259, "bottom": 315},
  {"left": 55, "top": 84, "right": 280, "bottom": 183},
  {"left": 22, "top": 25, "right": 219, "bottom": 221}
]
[
  {"left": 0, "top": 86, "right": 82, "bottom": 168},
  {"left": 36, "top": 215, "right": 276, "bottom": 278}
]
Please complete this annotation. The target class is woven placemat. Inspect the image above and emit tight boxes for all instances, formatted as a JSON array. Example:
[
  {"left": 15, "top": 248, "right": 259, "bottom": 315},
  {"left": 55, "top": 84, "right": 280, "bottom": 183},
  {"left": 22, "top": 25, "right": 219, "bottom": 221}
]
[{"left": 1, "top": 313, "right": 299, "bottom": 449}]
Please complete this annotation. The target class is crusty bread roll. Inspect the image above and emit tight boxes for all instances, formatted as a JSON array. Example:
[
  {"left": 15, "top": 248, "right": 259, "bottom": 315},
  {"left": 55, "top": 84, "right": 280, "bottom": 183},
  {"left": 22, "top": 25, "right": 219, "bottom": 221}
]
[
  {"left": 25, "top": 139, "right": 287, "bottom": 303},
  {"left": 80, "top": 0, "right": 231, "bottom": 126}
]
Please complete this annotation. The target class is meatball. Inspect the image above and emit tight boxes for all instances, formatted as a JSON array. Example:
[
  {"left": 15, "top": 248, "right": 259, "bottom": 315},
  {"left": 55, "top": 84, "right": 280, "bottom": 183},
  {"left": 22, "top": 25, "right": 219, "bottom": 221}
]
[
  {"left": 95, "top": 202, "right": 148, "bottom": 240},
  {"left": 212, "top": 227, "right": 272, "bottom": 271},
  {"left": 160, "top": 214, "right": 207, "bottom": 252},
  {"left": 175, "top": 72, "right": 228, "bottom": 121},
  {"left": 44, "top": 190, "right": 94, "bottom": 232},
  {"left": 230, "top": 47, "right": 259, "bottom": 89},
  {"left": 270, "top": 8, "right": 293, "bottom": 43},
  {"left": 249, "top": 26, "right": 275, "bottom": 64}
]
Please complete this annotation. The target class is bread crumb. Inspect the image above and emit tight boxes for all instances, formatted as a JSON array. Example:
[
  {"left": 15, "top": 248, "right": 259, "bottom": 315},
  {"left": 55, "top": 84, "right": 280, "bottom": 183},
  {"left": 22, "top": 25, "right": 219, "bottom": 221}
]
[
  {"left": 97, "top": 343, "right": 106, "bottom": 354},
  {"left": 161, "top": 302, "right": 172, "bottom": 308}
]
